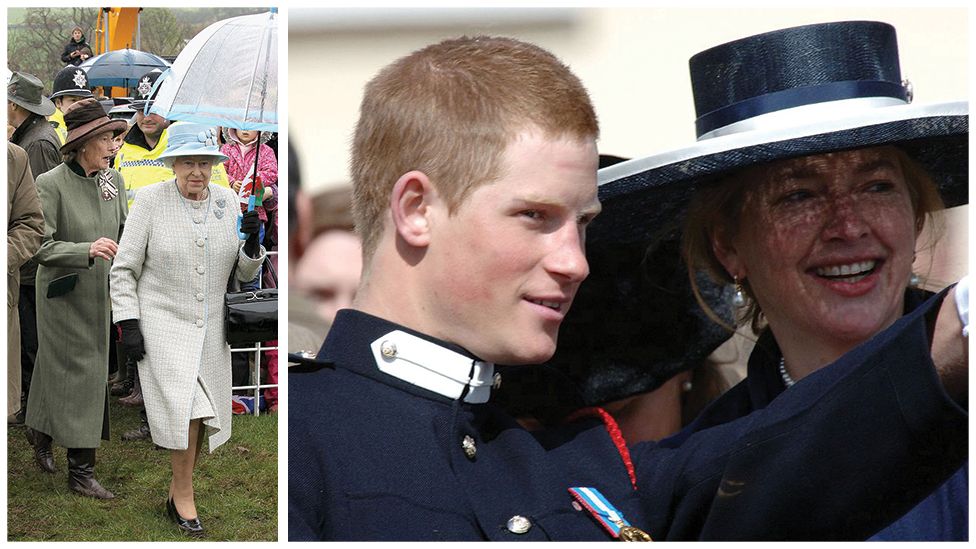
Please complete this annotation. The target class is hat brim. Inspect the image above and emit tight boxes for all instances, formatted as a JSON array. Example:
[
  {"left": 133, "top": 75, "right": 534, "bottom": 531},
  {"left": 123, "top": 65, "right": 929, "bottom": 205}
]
[
  {"left": 593, "top": 101, "right": 968, "bottom": 248},
  {"left": 50, "top": 89, "right": 94, "bottom": 101},
  {"left": 129, "top": 100, "right": 153, "bottom": 113},
  {"left": 61, "top": 118, "right": 129, "bottom": 153},
  {"left": 9, "top": 95, "right": 56, "bottom": 117},
  {"left": 157, "top": 145, "right": 228, "bottom": 166}
]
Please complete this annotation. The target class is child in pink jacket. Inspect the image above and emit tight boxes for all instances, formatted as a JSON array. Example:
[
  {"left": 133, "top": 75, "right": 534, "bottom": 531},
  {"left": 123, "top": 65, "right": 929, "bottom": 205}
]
[{"left": 221, "top": 128, "right": 278, "bottom": 290}]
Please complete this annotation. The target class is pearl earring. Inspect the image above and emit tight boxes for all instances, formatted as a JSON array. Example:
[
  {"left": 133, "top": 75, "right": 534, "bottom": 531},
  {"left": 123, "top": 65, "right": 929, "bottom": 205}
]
[
  {"left": 732, "top": 276, "right": 746, "bottom": 308},
  {"left": 909, "top": 273, "right": 921, "bottom": 287}
]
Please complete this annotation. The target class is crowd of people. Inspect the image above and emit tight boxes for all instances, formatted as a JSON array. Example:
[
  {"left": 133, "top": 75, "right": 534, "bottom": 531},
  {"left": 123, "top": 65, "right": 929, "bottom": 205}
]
[
  {"left": 7, "top": 24, "right": 279, "bottom": 538},
  {"left": 288, "top": 21, "right": 968, "bottom": 541}
]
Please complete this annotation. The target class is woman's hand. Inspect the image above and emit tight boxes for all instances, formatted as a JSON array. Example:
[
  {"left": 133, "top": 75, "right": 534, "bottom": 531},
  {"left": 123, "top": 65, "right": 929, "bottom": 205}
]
[
  {"left": 116, "top": 319, "right": 146, "bottom": 362},
  {"left": 89, "top": 237, "right": 119, "bottom": 261},
  {"left": 931, "top": 279, "right": 969, "bottom": 405},
  {"left": 262, "top": 187, "right": 273, "bottom": 200},
  {"left": 240, "top": 210, "right": 262, "bottom": 258},
  {"left": 231, "top": 180, "right": 242, "bottom": 193}
]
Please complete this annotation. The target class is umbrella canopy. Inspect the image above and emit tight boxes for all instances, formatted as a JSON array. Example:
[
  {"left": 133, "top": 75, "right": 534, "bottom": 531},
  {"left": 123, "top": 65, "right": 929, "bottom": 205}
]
[
  {"left": 149, "top": 10, "right": 277, "bottom": 131},
  {"left": 78, "top": 48, "right": 170, "bottom": 88}
]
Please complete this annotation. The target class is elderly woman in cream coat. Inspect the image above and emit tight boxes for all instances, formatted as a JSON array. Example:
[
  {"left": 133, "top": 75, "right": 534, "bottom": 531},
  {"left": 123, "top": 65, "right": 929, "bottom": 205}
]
[{"left": 110, "top": 122, "right": 265, "bottom": 537}]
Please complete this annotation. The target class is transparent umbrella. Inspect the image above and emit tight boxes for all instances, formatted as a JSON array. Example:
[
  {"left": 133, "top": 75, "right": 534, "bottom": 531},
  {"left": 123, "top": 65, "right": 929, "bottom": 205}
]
[
  {"left": 78, "top": 48, "right": 170, "bottom": 88},
  {"left": 149, "top": 9, "right": 277, "bottom": 131}
]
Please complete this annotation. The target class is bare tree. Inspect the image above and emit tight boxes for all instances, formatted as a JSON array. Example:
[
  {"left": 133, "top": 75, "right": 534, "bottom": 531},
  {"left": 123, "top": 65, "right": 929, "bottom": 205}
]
[
  {"left": 139, "top": 9, "right": 191, "bottom": 58},
  {"left": 7, "top": 8, "right": 269, "bottom": 93},
  {"left": 8, "top": 7, "right": 98, "bottom": 88}
]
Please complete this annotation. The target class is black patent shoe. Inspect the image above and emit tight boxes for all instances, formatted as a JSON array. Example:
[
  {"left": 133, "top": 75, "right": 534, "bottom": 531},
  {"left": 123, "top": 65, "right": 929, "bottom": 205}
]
[{"left": 167, "top": 497, "right": 205, "bottom": 537}]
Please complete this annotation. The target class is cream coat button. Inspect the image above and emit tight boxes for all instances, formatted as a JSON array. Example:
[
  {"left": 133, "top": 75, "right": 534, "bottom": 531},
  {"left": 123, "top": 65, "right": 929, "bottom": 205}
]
[
  {"left": 196, "top": 293, "right": 204, "bottom": 301},
  {"left": 196, "top": 238, "right": 205, "bottom": 247},
  {"left": 191, "top": 201, "right": 201, "bottom": 209},
  {"left": 193, "top": 216, "right": 202, "bottom": 224},
  {"left": 195, "top": 319, "right": 204, "bottom": 327},
  {"left": 461, "top": 435, "right": 477, "bottom": 460},
  {"left": 506, "top": 515, "right": 531, "bottom": 534},
  {"left": 196, "top": 265, "right": 205, "bottom": 274}
]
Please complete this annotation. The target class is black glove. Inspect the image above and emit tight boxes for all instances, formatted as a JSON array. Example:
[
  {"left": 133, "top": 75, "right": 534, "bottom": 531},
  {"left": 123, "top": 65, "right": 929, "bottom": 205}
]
[
  {"left": 240, "top": 210, "right": 262, "bottom": 258},
  {"left": 116, "top": 319, "right": 146, "bottom": 362}
]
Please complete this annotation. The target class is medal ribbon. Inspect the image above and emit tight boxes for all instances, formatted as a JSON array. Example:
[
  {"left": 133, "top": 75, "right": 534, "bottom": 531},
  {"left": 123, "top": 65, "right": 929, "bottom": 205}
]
[{"left": 569, "top": 487, "right": 648, "bottom": 540}]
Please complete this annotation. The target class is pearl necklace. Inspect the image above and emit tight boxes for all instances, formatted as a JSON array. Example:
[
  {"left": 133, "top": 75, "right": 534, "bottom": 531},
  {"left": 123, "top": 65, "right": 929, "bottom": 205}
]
[{"left": 778, "top": 357, "right": 796, "bottom": 388}]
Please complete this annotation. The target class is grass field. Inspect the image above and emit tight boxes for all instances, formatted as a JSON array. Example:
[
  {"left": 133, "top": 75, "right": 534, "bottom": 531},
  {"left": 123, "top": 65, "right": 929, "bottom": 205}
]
[{"left": 7, "top": 399, "right": 278, "bottom": 541}]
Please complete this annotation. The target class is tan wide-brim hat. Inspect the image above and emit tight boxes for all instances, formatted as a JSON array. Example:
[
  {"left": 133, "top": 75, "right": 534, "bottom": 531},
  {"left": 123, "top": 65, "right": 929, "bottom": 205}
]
[{"left": 61, "top": 98, "right": 128, "bottom": 153}]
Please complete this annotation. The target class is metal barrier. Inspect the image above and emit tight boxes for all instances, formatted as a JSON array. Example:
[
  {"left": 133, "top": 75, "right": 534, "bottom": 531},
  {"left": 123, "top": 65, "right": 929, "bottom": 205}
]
[{"left": 230, "top": 250, "right": 278, "bottom": 416}]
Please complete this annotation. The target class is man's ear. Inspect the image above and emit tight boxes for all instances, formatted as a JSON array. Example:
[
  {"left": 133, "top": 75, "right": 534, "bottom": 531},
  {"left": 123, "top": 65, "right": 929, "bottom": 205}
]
[
  {"left": 390, "top": 170, "right": 436, "bottom": 248},
  {"left": 711, "top": 226, "right": 744, "bottom": 281}
]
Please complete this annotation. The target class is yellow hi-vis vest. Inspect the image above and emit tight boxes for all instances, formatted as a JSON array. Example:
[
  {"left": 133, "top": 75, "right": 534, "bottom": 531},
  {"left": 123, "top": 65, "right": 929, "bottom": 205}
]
[
  {"left": 114, "top": 128, "right": 229, "bottom": 208},
  {"left": 49, "top": 109, "right": 67, "bottom": 145}
]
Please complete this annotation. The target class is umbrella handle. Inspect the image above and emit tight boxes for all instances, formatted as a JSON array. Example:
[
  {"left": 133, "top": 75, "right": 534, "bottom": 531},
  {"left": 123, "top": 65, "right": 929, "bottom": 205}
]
[{"left": 237, "top": 195, "right": 256, "bottom": 240}]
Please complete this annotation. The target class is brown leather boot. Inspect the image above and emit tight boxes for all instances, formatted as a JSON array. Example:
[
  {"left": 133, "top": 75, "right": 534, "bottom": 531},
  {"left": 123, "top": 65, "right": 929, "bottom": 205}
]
[
  {"left": 118, "top": 374, "right": 143, "bottom": 407},
  {"left": 66, "top": 448, "right": 115, "bottom": 499},
  {"left": 25, "top": 428, "right": 56, "bottom": 474}
]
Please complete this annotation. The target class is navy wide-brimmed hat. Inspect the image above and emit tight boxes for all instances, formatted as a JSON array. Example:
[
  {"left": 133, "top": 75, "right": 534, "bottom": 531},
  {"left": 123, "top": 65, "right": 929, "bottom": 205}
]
[
  {"left": 592, "top": 21, "right": 968, "bottom": 250},
  {"left": 50, "top": 65, "right": 93, "bottom": 100}
]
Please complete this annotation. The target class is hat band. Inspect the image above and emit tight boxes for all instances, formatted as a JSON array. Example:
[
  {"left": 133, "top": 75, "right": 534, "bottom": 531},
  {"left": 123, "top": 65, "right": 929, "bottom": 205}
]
[
  {"left": 695, "top": 80, "right": 908, "bottom": 138},
  {"left": 698, "top": 96, "right": 907, "bottom": 141}
]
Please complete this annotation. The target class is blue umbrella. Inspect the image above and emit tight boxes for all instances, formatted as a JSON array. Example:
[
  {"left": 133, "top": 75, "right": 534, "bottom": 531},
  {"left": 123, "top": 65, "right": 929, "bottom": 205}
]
[{"left": 78, "top": 48, "right": 170, "bottom": 88}]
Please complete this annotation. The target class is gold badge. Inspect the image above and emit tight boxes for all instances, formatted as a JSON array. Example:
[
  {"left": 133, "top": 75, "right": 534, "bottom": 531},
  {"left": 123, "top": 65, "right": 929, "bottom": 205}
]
[{"left": 618, "top": 524, "right": 652, "bottom": 541}]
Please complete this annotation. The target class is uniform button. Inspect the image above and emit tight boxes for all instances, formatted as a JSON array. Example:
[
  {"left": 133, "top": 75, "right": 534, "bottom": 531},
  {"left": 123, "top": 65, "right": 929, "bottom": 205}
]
[
  {"left": 492, "top": 372, "right": 502, "bottom": 390},
  {"left": 195, "top": 319, "right": 204, "bottom": 327},
  {"left": 380, "top": 340, "right": 397, "bottom": 359},
  {"left": 461, "top": 435, "right": 477, "bottom": 460},
  {"left": 196, "top": 265, "right": 205, "bottom": 274},
  {"left": 506, "top": 515, "right": 531, "bottom": 534},
  {"left": 196, "top": 293, "right": 205, "bottom": 301},
  {"left": 196, "top": 238, "right": 206, "bottom": 247}
]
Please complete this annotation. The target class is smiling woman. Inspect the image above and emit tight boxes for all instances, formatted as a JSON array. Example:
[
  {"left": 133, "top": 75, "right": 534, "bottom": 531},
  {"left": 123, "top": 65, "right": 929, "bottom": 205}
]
[
  {"left": 704, "top": 146, "right": 937, "bottom": 370},
  {"left": 592, "top": 20, "right": 968, "bottom": 540}
]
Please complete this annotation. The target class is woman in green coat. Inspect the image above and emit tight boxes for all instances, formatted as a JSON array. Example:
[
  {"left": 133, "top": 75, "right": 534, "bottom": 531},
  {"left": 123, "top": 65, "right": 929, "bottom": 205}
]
[{"left": 25, "top": 98, "right": 128, "bottom": 499}]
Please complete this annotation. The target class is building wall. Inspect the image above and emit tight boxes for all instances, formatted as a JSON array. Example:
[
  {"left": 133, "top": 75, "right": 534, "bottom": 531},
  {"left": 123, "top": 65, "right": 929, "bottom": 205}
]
[{"left": 289, "top": 7, "right": 968, "bottom": 192}]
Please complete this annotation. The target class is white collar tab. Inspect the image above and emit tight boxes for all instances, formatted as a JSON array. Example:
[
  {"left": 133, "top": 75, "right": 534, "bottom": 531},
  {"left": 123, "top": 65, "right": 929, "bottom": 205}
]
[{"left": 370, "top": 330, "right": 495, "bottom": 404}]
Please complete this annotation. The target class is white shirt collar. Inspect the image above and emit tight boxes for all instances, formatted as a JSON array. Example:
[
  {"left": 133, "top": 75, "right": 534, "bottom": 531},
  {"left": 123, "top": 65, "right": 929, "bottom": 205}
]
[{"left": 370, "top": 330, "right": 495, "bottom": 404}]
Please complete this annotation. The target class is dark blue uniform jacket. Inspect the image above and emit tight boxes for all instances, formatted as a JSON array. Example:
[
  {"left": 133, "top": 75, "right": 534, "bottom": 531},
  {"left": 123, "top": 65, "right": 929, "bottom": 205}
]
[
  {"left": 289, "top": 292, "right": 966, "bottom": 541},
  {"left": 668, "top": 288, "right": 968, "bottom": 540}
]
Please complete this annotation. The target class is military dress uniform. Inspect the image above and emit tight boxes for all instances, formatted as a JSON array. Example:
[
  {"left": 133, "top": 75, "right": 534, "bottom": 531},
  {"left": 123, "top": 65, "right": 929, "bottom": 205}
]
[{"left": 289, "top": 301, "right": 966, "bottom": 541}]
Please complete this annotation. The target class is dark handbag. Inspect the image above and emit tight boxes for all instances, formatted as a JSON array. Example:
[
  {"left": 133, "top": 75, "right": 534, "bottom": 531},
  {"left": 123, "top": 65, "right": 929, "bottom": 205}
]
[{"left": 224, "top": 254, "right": 278, "bottom": 345}]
